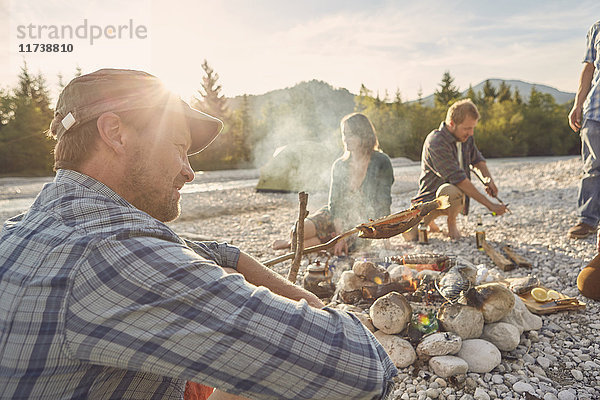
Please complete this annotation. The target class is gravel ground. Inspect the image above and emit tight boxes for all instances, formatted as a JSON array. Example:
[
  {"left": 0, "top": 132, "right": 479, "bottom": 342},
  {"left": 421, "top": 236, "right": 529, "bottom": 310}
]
[{"left": 2, "top": 156, "right": 598, "bottom": 399}]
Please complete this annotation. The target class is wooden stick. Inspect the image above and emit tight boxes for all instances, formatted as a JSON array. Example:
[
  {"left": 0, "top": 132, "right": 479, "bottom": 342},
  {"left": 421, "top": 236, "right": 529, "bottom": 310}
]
[
  {"left": 288, "top": 192, "right": 308, "bottom": 283},
  {"left": 502, "top": 245, "right": 532, "bottom": 268},
  {"left": 265, "top": 228, "right": 359, "bottom": 267},
  {"left": 482, "top": 239, "right": 514, "bottom": 271}
]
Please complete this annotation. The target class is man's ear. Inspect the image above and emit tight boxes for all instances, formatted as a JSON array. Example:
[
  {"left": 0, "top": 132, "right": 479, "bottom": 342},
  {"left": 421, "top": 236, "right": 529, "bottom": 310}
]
[
  {"left": 97, "top": 112, "right": 127, "bottom": 155},
  {"left": 447, "top": 120, "right": 456, "bottom": 132}
]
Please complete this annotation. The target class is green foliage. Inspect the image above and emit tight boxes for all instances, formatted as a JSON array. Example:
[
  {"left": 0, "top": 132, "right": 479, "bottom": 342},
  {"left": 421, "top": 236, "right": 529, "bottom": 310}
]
[
  {"left": 0, "top": 66, "right": 581, "bottom": 176},
  {"left": 349, "top": 73, "right": 578, "bottom": 161},
  {"left": 0, "top": 62, "right": 54, "bottom": 175},
  {"left": 434, "top": 71, "right": 461, "bottom": 108}
]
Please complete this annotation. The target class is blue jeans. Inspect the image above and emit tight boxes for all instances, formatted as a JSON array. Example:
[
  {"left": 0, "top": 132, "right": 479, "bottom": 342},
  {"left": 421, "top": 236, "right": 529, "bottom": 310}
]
[{"left": 578, "top": 118, "right": 600, "bottom": 227}]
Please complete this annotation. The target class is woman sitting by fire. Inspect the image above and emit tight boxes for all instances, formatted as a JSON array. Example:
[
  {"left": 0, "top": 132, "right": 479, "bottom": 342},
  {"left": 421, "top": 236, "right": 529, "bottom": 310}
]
[{"left": 272, "top": 112, "right": 394, "bottom": 255}]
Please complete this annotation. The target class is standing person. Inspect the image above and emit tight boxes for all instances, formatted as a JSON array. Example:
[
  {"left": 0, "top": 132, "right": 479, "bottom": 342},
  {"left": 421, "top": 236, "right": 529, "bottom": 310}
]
[
  {"left": 272, "top": 112, "right": 395, "bottom": 255},
  {"left": 404, "top": 99, "right": 507, "bottom": 241},
  {"left": 0, "top": 69, "right": 397, "bottom": 400},
  {"left": 568, "top": 20, "right": 600, "bottom": 239}
]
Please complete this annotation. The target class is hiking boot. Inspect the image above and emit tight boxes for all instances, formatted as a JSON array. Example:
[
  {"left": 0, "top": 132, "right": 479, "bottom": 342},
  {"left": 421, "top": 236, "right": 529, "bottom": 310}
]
[{"left": 567, "top": 222, "right": 597, "bottom": 239}]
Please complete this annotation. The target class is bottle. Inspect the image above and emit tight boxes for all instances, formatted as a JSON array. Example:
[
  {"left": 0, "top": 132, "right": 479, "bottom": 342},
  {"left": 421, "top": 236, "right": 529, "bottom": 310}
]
[
  {"left": 475, "top": 215, "right": 485, "bottom": 250},
  {"left": 418, "top": 221, "right": 428, "bottom": 244}
]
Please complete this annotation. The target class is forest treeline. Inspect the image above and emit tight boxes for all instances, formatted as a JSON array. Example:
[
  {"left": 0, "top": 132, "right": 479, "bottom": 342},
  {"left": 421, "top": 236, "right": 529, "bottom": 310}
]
[{"left": 0, "top": 63, "right": 579, "bottom": 176}]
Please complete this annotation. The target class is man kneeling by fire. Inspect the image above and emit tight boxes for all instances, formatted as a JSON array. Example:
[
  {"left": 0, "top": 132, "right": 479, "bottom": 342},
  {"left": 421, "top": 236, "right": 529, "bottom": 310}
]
[{"left": 405, "top": 99, "right": 508, "bottom": 241}]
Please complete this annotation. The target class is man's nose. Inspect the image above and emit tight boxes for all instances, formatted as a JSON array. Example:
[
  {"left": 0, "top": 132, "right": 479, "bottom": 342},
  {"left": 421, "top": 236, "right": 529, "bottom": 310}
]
[{"left": 182, "top": 159, "right": 195, "bottom": 182}]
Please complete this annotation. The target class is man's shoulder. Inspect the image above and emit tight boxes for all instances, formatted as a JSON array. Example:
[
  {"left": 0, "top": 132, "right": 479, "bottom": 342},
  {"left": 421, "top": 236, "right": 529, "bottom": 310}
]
[
  {"left": 588, "top": 20, "right": 600, "bottom": 39},
  {"left": 424, "top": 128, "right": 453, "bottom": 149}
]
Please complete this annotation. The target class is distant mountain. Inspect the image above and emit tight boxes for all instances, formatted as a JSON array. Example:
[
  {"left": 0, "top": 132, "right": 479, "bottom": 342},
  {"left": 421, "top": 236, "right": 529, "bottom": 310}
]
[
  {"left": 418, "top": 78, "right": 575, "bottom": 107},
  {"left": 227, "top": 78, "right": 574, "bottom": 115},
  {"left": 227, "top": 79, "right": 355, "bottom": 119}
]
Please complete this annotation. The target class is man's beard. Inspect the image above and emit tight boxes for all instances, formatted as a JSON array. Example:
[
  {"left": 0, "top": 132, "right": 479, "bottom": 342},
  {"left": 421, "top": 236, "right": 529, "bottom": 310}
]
[{"left": 125, "top": 154, "right": 181, "bottom": 222}]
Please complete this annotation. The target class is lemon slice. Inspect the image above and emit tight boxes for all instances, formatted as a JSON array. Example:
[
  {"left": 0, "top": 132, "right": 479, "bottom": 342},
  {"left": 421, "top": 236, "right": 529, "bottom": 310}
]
[
  {"left": 547, "top": 290, "right": 561, "bottom": 300},
  {"left": 531, "top": 287, "right": 548, "bottom": 302}
]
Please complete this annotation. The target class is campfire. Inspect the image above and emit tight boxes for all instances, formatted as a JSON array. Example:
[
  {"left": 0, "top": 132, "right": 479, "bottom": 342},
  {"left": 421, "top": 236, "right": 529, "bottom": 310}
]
[
  {"left": 298, "top": 252, "right": 560, "bottom": 377},
  {"left": 277, "top": 192, "right": 586, "bottom": 378}
]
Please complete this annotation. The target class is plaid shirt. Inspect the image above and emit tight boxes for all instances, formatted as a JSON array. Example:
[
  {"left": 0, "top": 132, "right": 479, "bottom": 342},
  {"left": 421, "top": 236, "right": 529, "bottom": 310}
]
[
  {"left": 0, "top": 169, "right": 397, "bottom": 399},
  {"left": 583, "top": 20, "right": 600, "bottom": 122},
  {"left": 412, "top": 122, "right": 485, "bottom": 212}
]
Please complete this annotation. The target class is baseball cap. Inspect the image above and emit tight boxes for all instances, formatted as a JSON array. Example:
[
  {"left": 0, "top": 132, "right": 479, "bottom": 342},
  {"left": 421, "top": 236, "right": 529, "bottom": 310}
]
[{"left": 50, "top": 69, "right": 223, "bottom": 155}]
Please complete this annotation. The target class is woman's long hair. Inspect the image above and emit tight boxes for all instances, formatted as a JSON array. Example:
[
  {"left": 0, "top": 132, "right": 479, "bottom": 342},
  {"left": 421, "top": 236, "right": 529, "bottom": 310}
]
[{"left": 340, "top": 112, "right": 379, "bottom": 159}]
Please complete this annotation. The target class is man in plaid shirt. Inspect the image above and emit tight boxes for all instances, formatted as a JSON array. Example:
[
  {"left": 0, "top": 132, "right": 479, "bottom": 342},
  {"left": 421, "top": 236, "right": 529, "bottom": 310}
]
[
  {"left": 405, "top": 99, "right": 507, "bottom": 240},
  {"left": 568, "top": 20, "right": 600, "bottom": 239},
  {"left": 0, "top": 69, "right": 397, "bottom": 399}
]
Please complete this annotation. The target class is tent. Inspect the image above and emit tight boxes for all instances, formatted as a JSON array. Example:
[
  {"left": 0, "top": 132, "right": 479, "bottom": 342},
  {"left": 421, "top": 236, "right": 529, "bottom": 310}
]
[{"left": 256, "top": 141, "right": 340, "bottom": 193}]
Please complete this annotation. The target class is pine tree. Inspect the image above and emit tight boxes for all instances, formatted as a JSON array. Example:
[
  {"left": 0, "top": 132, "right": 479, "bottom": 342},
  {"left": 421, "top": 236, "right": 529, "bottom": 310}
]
[
  {"left": 498, "top": 81, "right": 512, "bottom": 102},
  {"left": 465, "top": 85, "right": 483, "bottom": 105},
  {"left": 193, "top": 60, "right": 229, "bottom": 120},
  {"left": 482, "top": 80, "right": 498, "bottom": 103},
  {"left": 0, "top": 62, "right": 54, "bottom": 174},
  {"left": 513, "top": 88, "right": 523, "bottom": 105},
  {"left": 434, "top": 71, "right": 461, "bottom": 107}
]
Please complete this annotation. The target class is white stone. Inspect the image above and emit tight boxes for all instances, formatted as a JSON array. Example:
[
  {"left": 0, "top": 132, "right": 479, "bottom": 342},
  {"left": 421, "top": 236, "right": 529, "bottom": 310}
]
[
  {"left": 428, "top": 355, "right": 469, "bottom": 378},
  {"left": 537, "top": 356, "right": 551, "bottom": 369},
  {"left": 373, "top": 331, "right": 417, "bottom": 368},
  {"left": 437, "top": 303, "right": 484, "bottom": 339},
  {"left": 481, "top": 322, "right": 521, "bottom": 351},
  {"left": 456, "top": 339, "right": 501, "bottom": 373},
  {"left": 338, "top": 270, "right": 367, "bottom": 292},
  {"left": 352, "top": 260, "right": 389, "bottom": 284},
  {"left": 416, "top": 332, "right": 462, "bottom": 356},
  {"left": 474, "top": 387, "right": 490, "bottom": 400},
  {"left": 513, "top": 381, "right": 535, "bottom": 394},
  {"left": 471, "top": 283, "right": 515, "bottom": 323},
  {"left": 557, "top": 390, "right": 577, "bottom": 400},
  {"left": 500, "top": 294, "right": 542, "bottom": 334},
  {"left": 369, "top": 292, "right": 412, "bottom": 334},
  {"left": 571, "top": 369, "right": 584, "bottom": 381}
]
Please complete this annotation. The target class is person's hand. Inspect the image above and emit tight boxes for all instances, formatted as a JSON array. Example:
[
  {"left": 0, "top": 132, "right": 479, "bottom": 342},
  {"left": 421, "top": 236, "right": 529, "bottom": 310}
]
[
  {"left": 302, "top": 292, "right": 326, "bottom": 308},
  {"left": 333, "top": 238, "right": 348, "bottom": 256},
  {"left": 569, "top": 105, "right": 583, "bottom": 132},
  {"left": 489, "top": 203, "right": 507, "bottom": 216},
  {"left": 485, "top": 180, "right": 499, "bottom": 198}
]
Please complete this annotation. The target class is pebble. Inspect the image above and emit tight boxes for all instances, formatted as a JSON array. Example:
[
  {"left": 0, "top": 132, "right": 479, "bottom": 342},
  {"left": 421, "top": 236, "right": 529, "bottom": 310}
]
[
  {"left": 512, "top": 381, "right": 535, "bottom": 394},
  {"left": 557, "top": 390, "right": 577, "bottom": 400},
  {"left": 474, "top": 388, "right": 490, "bottom": 400},
  {"left": 536, "top": 356, "right": 551, "bottom": 369},
  {"left": 571, "top": 369, "right": 584, "bottom": 381}
]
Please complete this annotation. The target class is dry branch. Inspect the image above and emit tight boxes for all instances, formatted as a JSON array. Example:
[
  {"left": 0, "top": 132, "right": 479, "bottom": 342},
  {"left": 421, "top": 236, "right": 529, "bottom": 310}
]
[
  {"left": 482, "top": 240, "right": 514, "bottom": 271},
  {"left": 288, "top": 192, "right": 308, "bottom": 283}
]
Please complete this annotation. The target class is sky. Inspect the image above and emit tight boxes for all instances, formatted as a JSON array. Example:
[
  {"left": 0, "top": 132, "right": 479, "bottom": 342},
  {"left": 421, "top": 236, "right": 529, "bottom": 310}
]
[{"left": 1, "top": 0, "right": 599, "bottom": 105}]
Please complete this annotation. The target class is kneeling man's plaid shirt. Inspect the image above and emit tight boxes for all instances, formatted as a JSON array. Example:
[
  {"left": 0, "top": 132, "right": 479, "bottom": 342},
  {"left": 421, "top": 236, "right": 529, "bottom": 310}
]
[{"left": 0, "top": 169, "right": 396, "bottom": 399}]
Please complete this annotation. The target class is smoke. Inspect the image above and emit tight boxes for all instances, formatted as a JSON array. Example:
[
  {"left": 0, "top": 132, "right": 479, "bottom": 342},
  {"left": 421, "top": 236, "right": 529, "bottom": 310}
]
[{"left": 253, "top": 113, "right": 342, "bottom": 205}]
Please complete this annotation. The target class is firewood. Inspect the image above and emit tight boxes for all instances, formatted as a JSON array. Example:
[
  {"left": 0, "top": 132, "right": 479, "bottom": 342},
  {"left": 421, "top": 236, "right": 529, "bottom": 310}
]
[
  {"left": 288, "top": 192, "right": 308, "bottom": 283},
  {"left": 482, "top": 239, "right": 514, "bottom": 271},
  {"left": 501, "top": 245, "right": 532, "bottom": 268}
]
